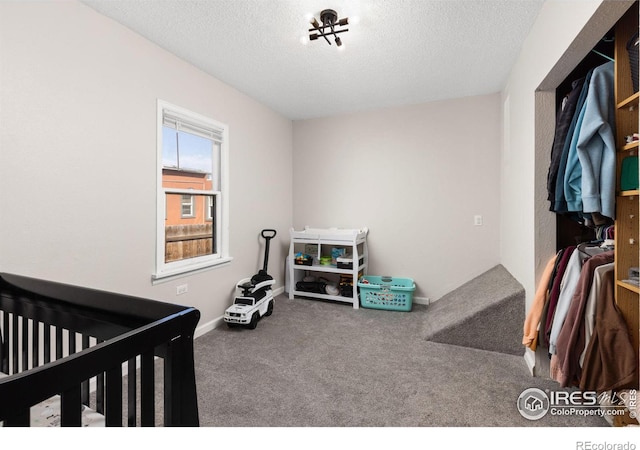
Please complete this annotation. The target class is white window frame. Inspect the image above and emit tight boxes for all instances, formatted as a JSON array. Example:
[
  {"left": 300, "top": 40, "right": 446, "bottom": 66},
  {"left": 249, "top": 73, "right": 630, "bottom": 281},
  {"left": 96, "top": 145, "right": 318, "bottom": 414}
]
[{"left": 153, "top": 99, "right": 231, "bottom": 281}]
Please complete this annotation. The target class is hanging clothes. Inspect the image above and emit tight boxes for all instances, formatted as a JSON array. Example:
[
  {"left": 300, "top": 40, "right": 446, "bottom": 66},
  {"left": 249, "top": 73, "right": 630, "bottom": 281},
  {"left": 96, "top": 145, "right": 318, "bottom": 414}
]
[
  {"left": 535, "top": 248, "right": 567, "bottom": 349},
  {"left": 547, "top": 76, "right": 586, "bottom": 210},
  {"left": 551, "top": 70, "right": 593, "bottom": 215},
  {"left": 551, "top": 251, "right": 614, "bottom": 387},
  {"left": 547, "top": 248, "right": 587, "bottom": 355},
  {"left": 548, "top": 61, "right": 616, "bottom": 222},
  {"left": 521, "top": 241, "right": 636, "bottom": 393},
  {"left": 580, "top": 262, "right": 614, "bottom": 367},
  {"left": 579, "top": 270, "right": 638, "bottom": 393},
  {"left": 562, "top": 82, "right": 590, "bottom": 214},
  {"left": 575, "top": 61, "right": 616, "bottom": 220},
  {"left": 522, "top": 254, "right": 558, "bottom": 350},
  {"left": 540, "top": 245, "right": 576, "bottom": 348}
]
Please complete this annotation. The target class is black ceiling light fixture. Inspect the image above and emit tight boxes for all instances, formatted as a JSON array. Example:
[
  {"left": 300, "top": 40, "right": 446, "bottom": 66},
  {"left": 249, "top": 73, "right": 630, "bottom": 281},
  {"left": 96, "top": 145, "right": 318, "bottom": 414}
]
[{"left": 309, "top": 9, "right": 348, "bottom": 47}]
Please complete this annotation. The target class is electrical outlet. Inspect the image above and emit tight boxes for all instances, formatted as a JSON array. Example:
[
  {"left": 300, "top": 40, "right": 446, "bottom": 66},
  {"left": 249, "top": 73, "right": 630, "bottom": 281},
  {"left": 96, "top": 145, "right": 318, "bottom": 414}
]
[
  {"left": 474, "top": 215, "right": 483, "bottom": 226},
  {"left": 176, "top": 284, "right": 188, "bottom": 295}
]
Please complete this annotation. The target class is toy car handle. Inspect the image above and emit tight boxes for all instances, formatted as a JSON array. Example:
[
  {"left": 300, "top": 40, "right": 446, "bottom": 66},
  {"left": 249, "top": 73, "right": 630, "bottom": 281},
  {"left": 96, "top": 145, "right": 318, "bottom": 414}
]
[
  {"left": 253, "top": 279, "right": 275, "bottom": 290},
  {"left": 236, "top": 278, "right": 274, "bottom": 291},
  {"left": 260, "top": 229, "right": 277, "bottom": 272}
]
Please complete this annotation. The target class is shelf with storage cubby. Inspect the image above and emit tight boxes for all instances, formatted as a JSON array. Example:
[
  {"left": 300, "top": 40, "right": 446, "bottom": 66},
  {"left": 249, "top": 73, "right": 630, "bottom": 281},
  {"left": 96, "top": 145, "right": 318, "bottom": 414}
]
[
  {"left": 288, "top": 227, "right": 368, "bottom": 309},
  {"left": 617, "top": 91, "right": 639, "bottom": 110},
  {"left": 614, "top": 3, "right": 639, "bottom": 359},
  {"left": 617, "top": 280, "right": 640, "bottom": 294}
]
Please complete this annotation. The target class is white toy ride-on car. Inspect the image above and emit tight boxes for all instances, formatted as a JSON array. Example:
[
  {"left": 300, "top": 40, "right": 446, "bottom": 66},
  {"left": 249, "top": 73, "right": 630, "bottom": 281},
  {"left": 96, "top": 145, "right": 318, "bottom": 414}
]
[
  {"left": 224, "top": 229, "right": 277, "bottom": 329},
  {"left": 223, "top": 277, "right": 274, "bottom": 329}
]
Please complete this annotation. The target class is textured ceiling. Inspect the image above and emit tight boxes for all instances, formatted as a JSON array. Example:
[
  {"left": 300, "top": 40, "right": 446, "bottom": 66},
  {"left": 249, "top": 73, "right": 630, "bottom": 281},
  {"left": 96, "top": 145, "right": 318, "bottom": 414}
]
[{"left": 81, "top": 0, "right": 545, "bottom": 120}]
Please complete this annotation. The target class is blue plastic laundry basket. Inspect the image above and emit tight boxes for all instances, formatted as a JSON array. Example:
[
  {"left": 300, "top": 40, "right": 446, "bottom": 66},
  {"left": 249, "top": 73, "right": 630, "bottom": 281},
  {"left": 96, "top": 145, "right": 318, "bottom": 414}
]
[{"left": 357, "top": 276, "right": 415, "bottom": 312}]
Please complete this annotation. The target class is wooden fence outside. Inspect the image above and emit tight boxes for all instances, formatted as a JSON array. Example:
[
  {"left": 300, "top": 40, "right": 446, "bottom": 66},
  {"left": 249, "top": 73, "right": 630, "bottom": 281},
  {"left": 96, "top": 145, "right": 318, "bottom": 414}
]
[{"left": 165, "top": 223, "right": 214, "bottom": 262}]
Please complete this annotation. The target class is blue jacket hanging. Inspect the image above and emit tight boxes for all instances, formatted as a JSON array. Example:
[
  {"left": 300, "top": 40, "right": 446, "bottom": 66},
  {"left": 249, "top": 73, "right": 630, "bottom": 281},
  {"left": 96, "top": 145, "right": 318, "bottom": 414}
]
[{"left": 576, "top": 61, "right": 616, "bottom": 220}]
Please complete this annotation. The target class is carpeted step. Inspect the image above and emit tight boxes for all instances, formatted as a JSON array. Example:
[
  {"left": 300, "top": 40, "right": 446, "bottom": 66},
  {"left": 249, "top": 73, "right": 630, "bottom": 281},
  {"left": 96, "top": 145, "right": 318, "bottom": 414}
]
[{"left": 422, "top": 264, "right": 525, "bottom": 355}]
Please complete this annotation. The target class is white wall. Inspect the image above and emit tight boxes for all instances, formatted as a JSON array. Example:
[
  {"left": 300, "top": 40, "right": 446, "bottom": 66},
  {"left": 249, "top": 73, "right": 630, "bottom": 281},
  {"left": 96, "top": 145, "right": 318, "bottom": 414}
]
[
  {"left": 292, "top": 95, "right": 502, "bottom": 302},
  {"left": 0, "top": 1, "right": 293, "bottom": 331},
  {"left": 501, "top": 0, "right": 632, "bottom": 305}
]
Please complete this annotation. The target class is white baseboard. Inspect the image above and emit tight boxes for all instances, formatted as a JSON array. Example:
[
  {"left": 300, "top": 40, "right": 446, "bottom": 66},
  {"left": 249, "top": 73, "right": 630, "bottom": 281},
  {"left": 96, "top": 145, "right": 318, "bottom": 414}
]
[
  {"left": 273, "top": 286, "right": 285, "bottom": 297},
  {"left": 195, "top": 315, "right": 225, "bottom": 338},
  {"left": 413, "top": 296, "right": 431, "bottom": 306}
]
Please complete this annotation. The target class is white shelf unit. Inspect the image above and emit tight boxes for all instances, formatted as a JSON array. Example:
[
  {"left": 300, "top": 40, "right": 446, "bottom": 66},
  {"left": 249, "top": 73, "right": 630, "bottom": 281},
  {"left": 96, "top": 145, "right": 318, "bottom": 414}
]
[{"left": 288, "top": 227, "right": 368, "bottom": 309}]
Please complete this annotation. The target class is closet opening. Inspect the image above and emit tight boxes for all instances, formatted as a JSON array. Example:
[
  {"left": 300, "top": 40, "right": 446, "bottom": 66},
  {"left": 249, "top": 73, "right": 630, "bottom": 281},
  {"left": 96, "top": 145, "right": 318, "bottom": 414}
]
[
  {"left": 531, "top": 2, "right": 639, "bottom": 416},
  {"left": 532, "top": 0, "right": 638, "bottom": 384}
]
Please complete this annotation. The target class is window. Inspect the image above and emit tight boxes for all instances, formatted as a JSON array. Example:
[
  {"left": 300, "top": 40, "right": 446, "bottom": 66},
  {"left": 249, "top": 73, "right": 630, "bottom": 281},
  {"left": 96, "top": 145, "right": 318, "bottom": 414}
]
[
  {"left": 154, "top": 100, "right": 230, "bottom": 280},
  {"left": 181, "top": 194, "right": 194, "bottom": 218}
]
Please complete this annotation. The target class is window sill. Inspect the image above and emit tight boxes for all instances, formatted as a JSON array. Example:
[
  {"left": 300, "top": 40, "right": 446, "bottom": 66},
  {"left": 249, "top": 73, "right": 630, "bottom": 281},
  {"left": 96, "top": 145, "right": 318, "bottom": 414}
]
[{"left": 152, "top": 256, "right": 233, "bottom": 284}]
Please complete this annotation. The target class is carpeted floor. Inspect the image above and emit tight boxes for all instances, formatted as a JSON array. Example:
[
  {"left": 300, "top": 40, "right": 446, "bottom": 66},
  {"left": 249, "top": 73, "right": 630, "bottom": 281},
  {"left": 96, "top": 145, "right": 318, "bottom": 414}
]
[
  {"left": 192, "top": 294, "right": 607, "bottom": 427},
  {"left": 422, "top": 265, "right": 526, "bottom": 355}
]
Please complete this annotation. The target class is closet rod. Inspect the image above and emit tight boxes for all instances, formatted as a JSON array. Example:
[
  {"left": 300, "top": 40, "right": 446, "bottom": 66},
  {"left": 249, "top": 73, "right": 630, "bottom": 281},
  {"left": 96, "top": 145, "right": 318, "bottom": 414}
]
[{"left": 591, "top": 49, "right": 614, "bottom": 62}]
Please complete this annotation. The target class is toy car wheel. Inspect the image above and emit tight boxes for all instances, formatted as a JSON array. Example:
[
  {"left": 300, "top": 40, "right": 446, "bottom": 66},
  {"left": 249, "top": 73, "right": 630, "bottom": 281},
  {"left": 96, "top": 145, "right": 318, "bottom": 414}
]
[
  {"left": 265, "top": 300, "right": 274, "bottom": 316},
  {"left": 248, "top": 312, "right": 259, "bottom": 329}
]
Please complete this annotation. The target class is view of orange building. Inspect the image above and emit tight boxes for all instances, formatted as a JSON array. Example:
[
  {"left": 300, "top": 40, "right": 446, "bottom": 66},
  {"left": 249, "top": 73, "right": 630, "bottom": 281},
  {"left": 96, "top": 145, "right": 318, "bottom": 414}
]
[
  {"left": 162, "top": 167, "right": 214, "bottom": 262},
  {"left": 162, "top": 167, "right": 213, "bottom": 224}
]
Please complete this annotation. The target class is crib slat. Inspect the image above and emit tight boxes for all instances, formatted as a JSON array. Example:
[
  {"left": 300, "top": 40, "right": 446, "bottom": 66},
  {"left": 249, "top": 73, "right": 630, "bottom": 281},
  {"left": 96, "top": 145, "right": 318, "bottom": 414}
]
[
  {"left": 96, "top": 372, "right": 105, "bottom": 414},
  {"left": 105, "top": 366, "right": 122, "bottom": 426},
  {"left": 32, "top": 321, "right": 39, "bottom": 369},
  {"left": 81, "top": 335, "right": 90, "bottom": 406},
  {"left": 164, "top": 341, "right": 178, "bottom": 425},
  {"left": 140, "top": 350, "right": 154, "bottom": 427},
  {"left": 55, "top": 326, "right": 62, "bottom": 360},
  {"left": 44, "top": 323, "right": 51, "bottom": 364},
  {"left": 0, "top": 311, "right": 7, "bottom": 373},
  {"left": 21, "top": 318, "right": 28, "bottom": 372},
  {"left": 11, "top": 313, "right": 18, "bottom": 375},
  {"left": 61, "top": 384, "right": 82, "bottom": 427},
  {"left": 68, "top": 330, "right": 76, "bottom": 355},
  {"left": 127, "top": 357, "right": 137, "bottom": 426}
]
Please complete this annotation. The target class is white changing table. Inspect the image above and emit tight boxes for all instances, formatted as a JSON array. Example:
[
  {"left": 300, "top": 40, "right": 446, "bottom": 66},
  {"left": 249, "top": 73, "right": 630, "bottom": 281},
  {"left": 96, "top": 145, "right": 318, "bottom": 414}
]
[{"left": 288, "top": 227, "right": 368, "bottom": 309}]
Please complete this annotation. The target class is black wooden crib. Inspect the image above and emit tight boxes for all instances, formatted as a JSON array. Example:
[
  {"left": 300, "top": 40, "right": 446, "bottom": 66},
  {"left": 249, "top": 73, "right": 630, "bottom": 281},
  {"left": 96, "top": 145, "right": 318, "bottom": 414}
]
[{"left": 0, "top": 273, "right": 200, "bottom": 427}]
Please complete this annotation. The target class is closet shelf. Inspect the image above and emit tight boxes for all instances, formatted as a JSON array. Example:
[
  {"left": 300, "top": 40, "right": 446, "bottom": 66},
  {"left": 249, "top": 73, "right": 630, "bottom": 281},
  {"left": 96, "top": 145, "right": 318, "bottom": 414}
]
[
  {"left": 619, "top": 189, "right": 640, "bottom": 197},
  {"left": 617, "top": 280, "right": 640, "bottom": 295},
  {"left": 620, "top": 141, "right": 639, "bottom": 152},
  {"left": 617, "top": 91, "right": 639, "bottom": 110}
]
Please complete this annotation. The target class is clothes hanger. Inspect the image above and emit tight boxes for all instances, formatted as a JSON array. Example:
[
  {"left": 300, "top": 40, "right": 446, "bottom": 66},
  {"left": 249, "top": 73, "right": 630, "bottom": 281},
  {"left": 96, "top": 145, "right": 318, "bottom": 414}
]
[{"left": 576, "top": 241, "right": 606, "bottom": 257}]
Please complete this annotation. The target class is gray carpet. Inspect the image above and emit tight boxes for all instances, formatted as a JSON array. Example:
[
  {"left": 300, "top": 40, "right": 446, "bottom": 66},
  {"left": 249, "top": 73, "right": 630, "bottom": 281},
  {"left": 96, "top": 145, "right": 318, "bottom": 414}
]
[
  {"left": 192, "top": 293, "right": 606, "bottom": 427},
  {"left": 422, "top": 265, "right": 525, "bottom": 355}
]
